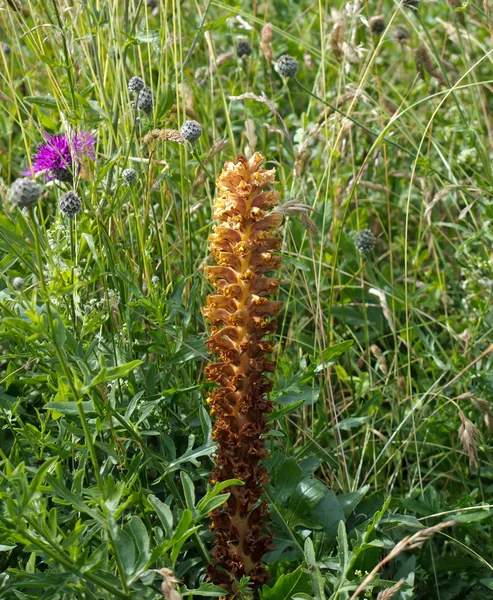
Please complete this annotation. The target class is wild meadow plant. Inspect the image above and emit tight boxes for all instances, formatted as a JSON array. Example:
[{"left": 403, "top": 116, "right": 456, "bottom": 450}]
[{"left": 1, "top": 1, "right": 493, "bottom": 599}]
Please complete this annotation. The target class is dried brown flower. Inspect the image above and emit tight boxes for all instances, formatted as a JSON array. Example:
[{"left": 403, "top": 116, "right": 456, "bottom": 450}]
[
  {"left": 459, "top": 411, "right": 480, "bottom": 470},
  {"left": 142, "top": 129, "right": 185, "bottom": 146},
  {"left": 203, "top": 153, "right": 283, "bottom": 597},
  {"left": 260, "top": 23, "right": 273, "bottom": 66},
  {"left": 414, "top": 44, "right": 447, "bottom": 86},
  {"left": 377, "top": 579, "right": 406, "bottom": 600}
]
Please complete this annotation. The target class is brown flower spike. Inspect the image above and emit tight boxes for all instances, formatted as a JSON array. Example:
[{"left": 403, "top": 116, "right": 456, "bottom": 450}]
[{"left": 203, "top": 153, "right": 283, "bottom": 597}]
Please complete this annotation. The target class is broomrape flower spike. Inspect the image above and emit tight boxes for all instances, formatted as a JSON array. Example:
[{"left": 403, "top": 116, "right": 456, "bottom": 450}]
[
  {"left": 8, "top": 178, "right": 43, "bottom": 209},
  {"left": 202, "top": 152, "right": 283, "bottom": 597},
  {"left": 26, "top": 131, "right": 96, "bottom": 182}
]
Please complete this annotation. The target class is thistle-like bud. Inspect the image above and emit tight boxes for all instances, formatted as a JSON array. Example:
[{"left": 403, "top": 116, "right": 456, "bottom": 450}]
[
  {"left": 236, "top": 41, "right": 252, "bottom": 58},
  {"left": 128, "top": 76, "right": 145, "bottom": 94},
  {"left": 370, "top": 15, "right": 386, "bottom": 35},
  {"left": 137, "top": 87, "right": 153, "bottom": 113},
  {"left": 277, "top": 54, "right": 299, "bottom": 78},
  {"left": 12, "top": 277, "right": 24, "bottom": 291},
  {"left": 122, "top": 168, "right": 138, "bottom": 185},
  {"left": 180, "top": 120, "right": 202, "bottom": 143},
  {"left": 355, "top": 229, "right": 376, "bottom": 255},
  {"left": 8, "top": 178, "right": 43, "bottom": 209},
  {"left": 59, "top": 191, "right": 82, "bottom": 217},
  {"left": 394, "top": 25, "right": 410, "bottom": 44},
  {"left": 203, "top": 153, "right": 283, "bottom": 596}
]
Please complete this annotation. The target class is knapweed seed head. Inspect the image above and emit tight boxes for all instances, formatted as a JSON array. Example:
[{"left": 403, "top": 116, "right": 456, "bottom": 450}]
[
  {"left": 236, "top": 41, "right": 252, "bottom": 58},
  {"left": 8, "top": 178, "right": 43, "bottom": 209},
  {"left": 370, "top": 16, "right": 386, "bottom": 35},
  {"left": 128, "top": 76, "right": 145, "bottom": 94},
  {"left": 277, "top": 54, "right": 299, "bottom": 78},
  {"left": 137, "top": 87, "right": 153, "bottom": 113},
  {"left": 122, "top": 168, "right": 138, "bottom": 185},
  {"left": 394, "top": 25, "right": 410, "bottom": 43},
  {"left": 355, "top": 229, "right": 376, "bottom": 255},
  {"left": 180, "top": 120, "right": 202, "bottom": 143},
  {"left": 12, "top": 277, "right": 25, "bottom": 291},
  {"left": 59, "top": 191, "right": 82, "bottom": 217},
  {"left": 26, "top": 131, "right": 96, "bottom": 181}
]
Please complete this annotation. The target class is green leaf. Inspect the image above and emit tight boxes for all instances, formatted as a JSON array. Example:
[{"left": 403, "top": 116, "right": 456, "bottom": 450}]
[
  {"left": 180, "top": 471, "right": 196, "bottom": 510},
  {"left": 271, "top": 458, "right": 303, "bottom": 504},
  {"left": 148, "top": 495, "right": 173, "bottom": 538},
  {"left": 261, "top": 565, "right": 312, "bottom": 600}
]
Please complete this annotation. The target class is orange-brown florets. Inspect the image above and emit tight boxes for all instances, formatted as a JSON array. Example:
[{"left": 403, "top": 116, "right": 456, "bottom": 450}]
[{"left": 203, "top": 153, "right": 283, "bottom": 597}]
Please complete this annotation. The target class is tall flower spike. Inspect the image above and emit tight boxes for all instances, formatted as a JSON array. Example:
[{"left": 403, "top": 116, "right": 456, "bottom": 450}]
[{"left": 203, "top": 153, "right": 283, "bottom": 598}]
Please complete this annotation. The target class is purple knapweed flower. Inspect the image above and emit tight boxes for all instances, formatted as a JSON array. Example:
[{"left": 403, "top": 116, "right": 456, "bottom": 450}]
[{"left": 25, "top": 131, "right": 96, "bottom": 182}]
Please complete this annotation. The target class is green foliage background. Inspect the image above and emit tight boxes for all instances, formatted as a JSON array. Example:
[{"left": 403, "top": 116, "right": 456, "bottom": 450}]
[{"left": 1, "top": 0, "right": 493, "bottom": 598}]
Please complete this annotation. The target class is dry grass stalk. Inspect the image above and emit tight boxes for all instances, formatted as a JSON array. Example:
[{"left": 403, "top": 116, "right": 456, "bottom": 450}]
[
  {"left": 330, "top": 19, "right": 344, "bottom": 62},
  {"left": 349, "top": 521, "right": 454, "bottom": 600},
  {"left": 468, "top": 396, "right": 493, "bottom": 436},
  {"left": 369, "top": 288, "right": 396, "bottom": 334},
  {"left": 370, "top": 344, "right": 388, "bottom": 375},
  {"left": 147, "top": 568, "right": 182, "bottom": 599},
  {"left": 260, "top": 23, "right": 273, "bottom": 66},
  {"left": 376, "top": 579, "right": 406, "bottom": 600},
  {"left": 414, "top": 44, "right": 447, "bottom": 85},
  {"left": 142, "top": 129, "right": 185, "bottom": 146},
  {"left": 317, "top": 90, "right": 362, "bottom": 124},
  {"left": 458, "top": 410, "right": 480, "bottom": 469}
]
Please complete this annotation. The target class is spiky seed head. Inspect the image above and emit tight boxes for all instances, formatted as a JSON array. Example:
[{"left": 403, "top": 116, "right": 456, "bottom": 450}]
[
  {"left": 137, "top": 87, "right": 153, "bottom": 113},
  {"left": 59, "top": 191, "right": 82, "bottom": 217},
  {"left": 394, "top": 25, "right": 410, "bottom": 43},
  {"left": 180, "top": 120, "right": 202, "bottom": 143},
  {"left": 128, "top": 76, "right": 145, "bottom": 94},
  {"left": 277, "top": 54, "right": 299, "bottom": 78},
  {"left": 402, "top": 0, "right": 419, "bottom": 8},
  {"left": 355, "top": 229, "right": 376, "bottom": 255},
  {"left": 236, "top": 41, "right": 252, "bottom": 58},
  {"left": 12, "top": 277, "right": 24, "bottom": 291},
  {"left": 52, "top": 166, "right": 74, "bottom": 183},
  {"left": 370, "top": 16, "right": 386, "bottom": 35},
  {"left": 8, "top": 178, "right": 43, "bottom": 209},
  {"left": 122, "top": 168, "right": 138, "bottom": 185}
]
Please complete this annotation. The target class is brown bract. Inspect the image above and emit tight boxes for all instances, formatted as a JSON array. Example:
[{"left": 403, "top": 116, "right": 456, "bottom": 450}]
[{"left": 202, "top": 153, "right": 283, "bottom": 597}]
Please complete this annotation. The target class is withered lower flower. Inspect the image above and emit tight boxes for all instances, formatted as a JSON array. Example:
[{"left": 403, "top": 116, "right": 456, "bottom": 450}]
[{"left": 203, "top": 153, "right": 283, "bottom": 597}]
